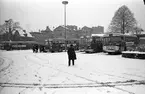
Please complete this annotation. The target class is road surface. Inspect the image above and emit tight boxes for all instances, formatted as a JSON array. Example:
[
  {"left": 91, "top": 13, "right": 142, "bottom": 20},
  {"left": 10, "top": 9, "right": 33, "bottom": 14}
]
[{"left": 0, "top": 50, "right": 145, "bottom": 94}]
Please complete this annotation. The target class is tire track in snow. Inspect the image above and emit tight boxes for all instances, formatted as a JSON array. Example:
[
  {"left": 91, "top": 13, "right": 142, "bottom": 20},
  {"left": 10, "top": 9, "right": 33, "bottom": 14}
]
[
  {"left": 0, "top": 57, "right": 13, "bottom": 73},
  {"left": 32, "top": 53, "right": 144, "bottom": 94},
  {"left": 37, "top": 55, "right": 131, "bottom": 83},
  {"left": 0, "top": 57, "right": 14, "bottom": 93},
  {"left": 1, "top": 53, "right": 142, "bottom": 94},
  {"left": 24, "top": 54, "right": 62, "bottom": 84},
  {"left": 122, "top": 73, "right": 145, "bottom": 79},
  {"left": 24, "top": 55, "right": 45, "bottom": 83},
  {"left": 38, "top": 53, "right": 142, "bottom": 80},
  {"left": 92, "top": 69, "right": 145, "bottom": 81},
  {"left": 0, "top": 57, "right": 4, "bottom": 66},
  {"left": 114, "top": 87, "right": 135, "bottom": 94},
  {"left": 32, "top": 54, "right": 100, "bottom": 83},
  {"left": 27, "top": 54, "right": 145, "bottom": 84},
  {"left": 0, "top": 80, "right": 145, "bottom": 88},
  {"left": 31, "top": 55, "right": 92, "bottom": 83},
  {"left": 92, "top": 70, "right": 131, "bottom": 80},
  {"left": 34, "top": 54, "right": 131, "bottom": 82},
  {"left": 24, "top": 54, "right": 100, "bottom": 85}
]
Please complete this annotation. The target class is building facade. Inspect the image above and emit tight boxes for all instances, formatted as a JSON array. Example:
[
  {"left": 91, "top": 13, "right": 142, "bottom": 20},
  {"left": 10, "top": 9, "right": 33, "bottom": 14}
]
[{"left": 92, "top": 26, "right": 104, "bottom": 34}]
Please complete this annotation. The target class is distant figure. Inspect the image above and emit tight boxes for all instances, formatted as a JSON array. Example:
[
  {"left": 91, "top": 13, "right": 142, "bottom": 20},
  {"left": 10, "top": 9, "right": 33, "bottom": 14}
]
[
  {"left": 32, "top": 44, "right": 38, "bottom": 53},
  {"left": 39, "top": 45, "right": 43, "bottom": 52},
  {"left": 32, "top": 44, "right": 35, "bottom": 53},
  {"left": 67, "top": 44, "right": 76, "bottom": 66},
  {"left": 39, "top": 45, "right": 47, "bottom": 53},
  {"left": 35, "top": 44, "right": 38, "bottom": 53}
]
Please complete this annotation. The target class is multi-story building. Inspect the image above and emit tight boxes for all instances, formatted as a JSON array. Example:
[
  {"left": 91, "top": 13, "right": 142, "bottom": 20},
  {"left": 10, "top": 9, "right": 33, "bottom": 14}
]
[
  {"left": 53, "top": 25, "right": 79, "bottom": 39},
  {"left": 30, "top": 26, "right": 53, "bottom": 44},
  {"left": 79, "top": 26, "right": 104, "bottom": 48},
  {"left": 81, "top": 26, "right": 92, "bottom": 37},
  {"left": 30, "top": 25, "right": 104, "bottom": 45},
  {"left": 92, "top": 26, "right": 104, "bottom": 34},
  {"left": 41, "top": 26, "right": 52, "bottom": 33}
]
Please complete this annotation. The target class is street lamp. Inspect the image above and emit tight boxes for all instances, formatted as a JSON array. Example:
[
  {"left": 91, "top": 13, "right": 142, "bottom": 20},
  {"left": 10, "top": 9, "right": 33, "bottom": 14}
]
[
  {"left": 62, "top": 1, "right": 68, "bottom": 51},
  {"left": 5, "top": 20, "right": 9, "bottom": 32},
  {"left": 5, "top": 20, "right": 11, "bottom": 41}
]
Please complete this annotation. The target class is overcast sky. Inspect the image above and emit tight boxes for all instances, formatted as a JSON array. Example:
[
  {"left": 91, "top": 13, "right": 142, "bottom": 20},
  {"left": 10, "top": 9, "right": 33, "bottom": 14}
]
[{"left": 0, "top": 0, "right": 145, "bottom": 32}]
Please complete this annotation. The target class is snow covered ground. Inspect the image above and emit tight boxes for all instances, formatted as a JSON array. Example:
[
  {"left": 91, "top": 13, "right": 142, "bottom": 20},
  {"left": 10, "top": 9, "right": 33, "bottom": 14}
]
[{"left": 0, "top": 50, "right": 145, "bottom": 94}]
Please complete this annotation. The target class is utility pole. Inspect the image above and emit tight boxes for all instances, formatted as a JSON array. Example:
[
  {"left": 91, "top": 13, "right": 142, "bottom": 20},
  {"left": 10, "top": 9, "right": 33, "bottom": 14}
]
[{"left": 62, "top": 1, "right": 68, "bottom": 51}]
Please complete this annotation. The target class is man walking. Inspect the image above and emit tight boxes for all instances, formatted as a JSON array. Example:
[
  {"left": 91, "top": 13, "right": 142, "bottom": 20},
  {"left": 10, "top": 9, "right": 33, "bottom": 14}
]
[{"left": 67, "top": 44, "right": 76, "bottom": 66}]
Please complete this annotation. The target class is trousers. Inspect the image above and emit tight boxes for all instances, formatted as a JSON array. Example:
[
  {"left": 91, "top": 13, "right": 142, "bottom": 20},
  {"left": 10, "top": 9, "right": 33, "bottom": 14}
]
[{"left": 68, "top": 59, "right": 74, "bottom": 66}]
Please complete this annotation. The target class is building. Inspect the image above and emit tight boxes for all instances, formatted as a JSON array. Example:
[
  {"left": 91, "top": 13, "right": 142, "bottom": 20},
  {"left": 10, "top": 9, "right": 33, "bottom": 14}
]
[
  {"left": 81, "top": 26, "right": 92, "bottom": 37},
  {"left": 80, "top": 26, "right": 104, "bottom": 38},
  {"left": 92, "top": 26, "right": 104, "bottom": 34},
  {"left": 30, "top": 26, "right": 53, "bottom": 45},
  {"left": 0, "top": 19, "right": 33, "bottom": 41},
  {"left": 30, "top": 32, "right": 53, "bottom": 45},
  {"left": 53, "top": 26, "right": 65, "bottom": 39},
  {"left": 53, "top": 25, "right": 79, "bottom": 39},
  {"left": 41, "top": 26, "right": 52, "bottom": 33}
]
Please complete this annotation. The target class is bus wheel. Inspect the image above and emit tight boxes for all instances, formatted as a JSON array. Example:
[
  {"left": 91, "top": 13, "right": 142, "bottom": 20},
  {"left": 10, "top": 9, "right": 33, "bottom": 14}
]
[{"left": 108, "top": 52, "right": 112, "bottom": 55}]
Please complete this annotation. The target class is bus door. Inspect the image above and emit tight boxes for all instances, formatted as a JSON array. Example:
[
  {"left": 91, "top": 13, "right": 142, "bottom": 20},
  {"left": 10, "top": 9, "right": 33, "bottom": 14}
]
[{"left": 124, "top": 36, "right": 138, "bottom": 51}]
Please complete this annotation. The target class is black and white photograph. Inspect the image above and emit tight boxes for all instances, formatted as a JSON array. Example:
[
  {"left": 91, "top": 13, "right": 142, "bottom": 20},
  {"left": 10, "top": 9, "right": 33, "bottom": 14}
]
[{"left": 0, "top": 0, "right": 145, "bottom": 94}]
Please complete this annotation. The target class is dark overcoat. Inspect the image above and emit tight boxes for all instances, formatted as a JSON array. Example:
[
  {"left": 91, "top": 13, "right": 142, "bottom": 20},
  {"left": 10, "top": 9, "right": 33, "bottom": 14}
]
[{"left": 67, "top": 47, "right": 76, "bottom": 60}]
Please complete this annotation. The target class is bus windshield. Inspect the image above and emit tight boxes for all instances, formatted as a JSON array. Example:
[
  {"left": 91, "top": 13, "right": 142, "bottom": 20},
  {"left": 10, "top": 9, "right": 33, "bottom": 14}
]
[{"left": 103, "top": 36, "right": 122, "bottom": 45}]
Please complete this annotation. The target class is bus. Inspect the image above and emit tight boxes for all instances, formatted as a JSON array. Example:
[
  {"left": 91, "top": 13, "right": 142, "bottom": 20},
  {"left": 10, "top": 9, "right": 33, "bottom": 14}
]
[
  {"left": 136, "top": 34, "right": 145, "bottom": 52},
  {"left": 102, "top": 33, "right": 138, "bottom": 54},
  {"left": 0, "top": 41, "right": 38, "bottom": 50},
  {"left": 47, "top": 38, "right": 79, "bottom": 52},
  {"left": 85, "top": 34, "right": 104, "bottom": 53}
]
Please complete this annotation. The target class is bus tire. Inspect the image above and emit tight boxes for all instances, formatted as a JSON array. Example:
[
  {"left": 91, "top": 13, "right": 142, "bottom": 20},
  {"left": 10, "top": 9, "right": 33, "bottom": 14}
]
[{"left": 108, "top": 52, "right": 112, "bottom": 55}]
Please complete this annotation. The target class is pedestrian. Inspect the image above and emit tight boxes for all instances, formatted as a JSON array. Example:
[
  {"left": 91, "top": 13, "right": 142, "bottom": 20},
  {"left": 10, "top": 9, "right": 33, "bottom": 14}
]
[
  {"left": 35, "top": 44, "right": 38, "bottom": 53},
  {"left": 67, "top": 44, "right": 76, "bottom": 66},
  {"left": 32, "top": 44, "right": 35, "bottom": 53},
  {"left": 39, "top": 45, "right": 43, "bottom": 52}
]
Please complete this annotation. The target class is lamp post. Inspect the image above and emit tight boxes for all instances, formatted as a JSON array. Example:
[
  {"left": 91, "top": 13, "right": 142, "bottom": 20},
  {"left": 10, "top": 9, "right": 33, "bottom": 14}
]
[
  {"left": 62, "top": 1, "right": 68, "bottom": 51},
  {"left": 5, "top": 20, "right": 11, "bottom": 41}
]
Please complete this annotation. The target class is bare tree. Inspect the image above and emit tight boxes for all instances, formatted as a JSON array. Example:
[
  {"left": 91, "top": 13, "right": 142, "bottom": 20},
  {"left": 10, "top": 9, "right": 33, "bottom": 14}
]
[
  {"left": 0, "top": 19, "right": 23, "bottom": 40},
  {"left": 108, "top": 5, "right": 137, "bottom": 34}
]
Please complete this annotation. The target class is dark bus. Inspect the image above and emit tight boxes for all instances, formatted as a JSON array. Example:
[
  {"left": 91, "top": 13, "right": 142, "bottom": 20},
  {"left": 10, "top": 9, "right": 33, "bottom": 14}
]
[
  {"left": 136, "top": 34, "right": 145, "bottom": 52},
  {"left": 47, "top": 38, "right": 79, "bottom": 52},
  {"left": 103, "top": 33, "right": 138, "bottom": 54},
  {"left": 0, "top": 41, "right": 38, "bottom": 50},
  {"left": 85, "top": 34, "right": 104, "bottom": 53}
]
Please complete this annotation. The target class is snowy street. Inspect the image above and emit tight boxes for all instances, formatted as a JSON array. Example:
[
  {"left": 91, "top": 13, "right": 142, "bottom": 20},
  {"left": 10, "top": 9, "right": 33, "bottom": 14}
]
[{"left": 0, "top": 50, "right": 145, "bottom": 94}]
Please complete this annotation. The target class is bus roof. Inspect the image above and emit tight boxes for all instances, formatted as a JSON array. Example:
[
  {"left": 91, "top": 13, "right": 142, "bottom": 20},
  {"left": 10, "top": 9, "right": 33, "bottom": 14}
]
[
  {"left": 136, "top": 34, "right": 145, "bottom": 37},
  {"left": 0, "top": 41, "right": 38, "bottom": 44},
  {"left": 103, "top": 33, "right": 137, "bottom": 37},
  {"left": 91, "top": 34, "right": 104, "bottom": 37}
]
